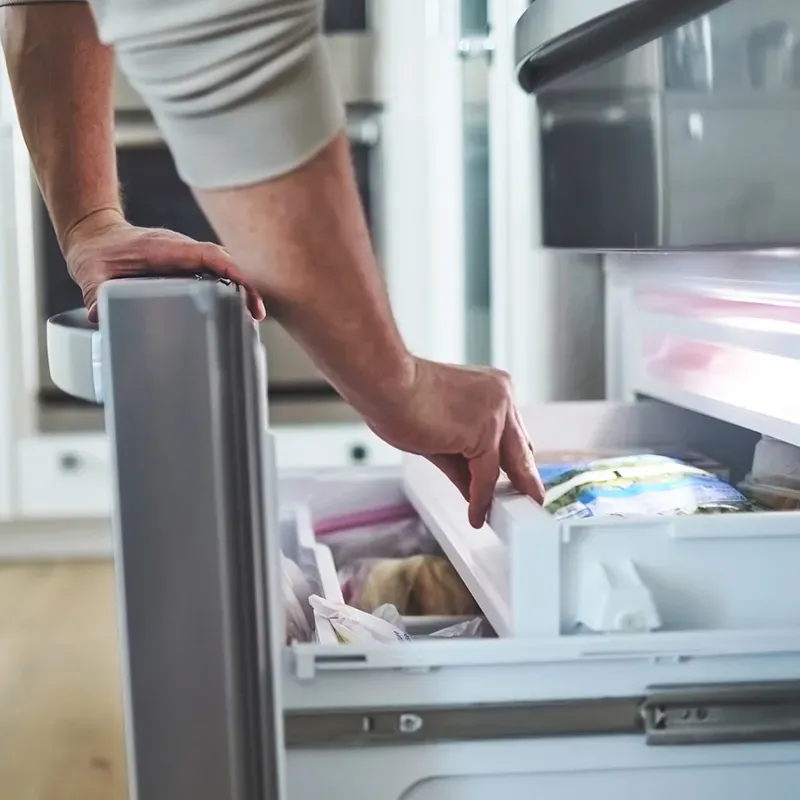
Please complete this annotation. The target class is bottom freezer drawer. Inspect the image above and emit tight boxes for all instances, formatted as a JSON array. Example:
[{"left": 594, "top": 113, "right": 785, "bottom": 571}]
[
  {"left": 279, "top": 468, "right": 486, "bottom": 643},
  {"left": 286, "top": 737, "right": 800, "bottom": 800}
]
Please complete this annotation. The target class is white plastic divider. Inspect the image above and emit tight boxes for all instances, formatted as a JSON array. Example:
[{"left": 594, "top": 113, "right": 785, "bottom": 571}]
[
  {"left": 404, "top": 455, "right": 556, "bottom": 638},
  {"left": 282, "top": 506, "right": 343, "bottom": 645}
]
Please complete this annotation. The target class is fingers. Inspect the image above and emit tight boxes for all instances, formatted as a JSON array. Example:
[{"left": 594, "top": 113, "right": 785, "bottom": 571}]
[
  {"left": 136, "top": 234, "right": 265, "bottom": 320},
  {"left": 467, "top": 449, "right": 502, "bottom": 528},
  {"left": 196, "top": 243, "right": 267, "bottom": 322},
  {"left": 500, "top": 407, "right": 545, "bottom": 505},
  {"left": 427, "top": 454, "right": 471, "bottom": 502},
  {"left": 82, "top": 284, "right": 99, "bottom": 324}
]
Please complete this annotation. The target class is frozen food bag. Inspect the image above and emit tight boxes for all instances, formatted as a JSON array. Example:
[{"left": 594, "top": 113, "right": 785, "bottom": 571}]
[
  {"left": 371, "top": 603, "right": 407, "bottom": 631},
  {"left": 315, "top": 514, "right": 441, "bottom": 572},
  {"left": 536, "top": 448, "right": 728, "bottom": 479},
  {"left": 518, "top": 454, "right": 762, "bottom": 520},
  {"left": 308, "top": 596, "right": 411, "bottom": 644},
  {"left": 345, "top": 555, "right": 481, "bottom": 617},
  {"left": 740, "top": 474, "right": 800, "bottom": 511},
  {"left": 430, "top": 617, "right": 485, "bottom": 639}
]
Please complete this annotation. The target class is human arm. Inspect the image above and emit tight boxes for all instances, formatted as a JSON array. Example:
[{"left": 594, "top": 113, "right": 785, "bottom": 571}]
[
  {"left": 125, "top": 0, "right": 542, "bottom": 522},
  {"left": 1, "top": 0, "right": 543, "bottom": 525},
  {"left": 0, "top": 2, "right": 264, "bottom": 319},
  {"left": 0, "top": 2, "right": 119, "bottom": 245}
]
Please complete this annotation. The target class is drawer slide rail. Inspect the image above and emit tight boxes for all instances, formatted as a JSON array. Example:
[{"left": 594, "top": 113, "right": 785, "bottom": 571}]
[{"left": 285, "top": 681, "right": 800, "bottom": 749}]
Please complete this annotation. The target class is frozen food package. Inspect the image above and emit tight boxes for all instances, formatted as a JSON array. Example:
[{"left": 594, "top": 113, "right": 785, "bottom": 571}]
[
  {"left": 751, "top": 436, "right": 800, "bottom": 485},
  {"left": 343, "top": 555, "right": 481, "bottom": 617},
  {"left": 524, "top": 454, "right": 763, "bottom": 520},
  {"left": 536, "top": 448, "right": 729, "bottom": 479},
  {"left": 740, "top": 474, "right": 800, "bottom": 511},
  {"left": 430, "top": 617, "right": 485, "bottom": 639},
  {"left": 308, "top": 596, "right": 411, "bottom": 644},
  {"left": 315, "top": 513, "right": 441, "bottom": 572},
  {"left": 371, "top": 603, "right": 407, "bottom": 631}
]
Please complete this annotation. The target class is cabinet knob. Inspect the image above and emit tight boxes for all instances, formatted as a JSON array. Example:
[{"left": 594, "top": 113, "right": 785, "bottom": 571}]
[
  {"left": 350, "top": 444, "right": 369, "bottom": 463},
  {"left": 59, "top": 453, "right": 82, "bottom": 472}
]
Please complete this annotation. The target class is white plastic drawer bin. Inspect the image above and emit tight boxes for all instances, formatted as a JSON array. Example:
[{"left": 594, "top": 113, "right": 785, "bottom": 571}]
[{"left": 404, "top": 401, "right": 800, "bottom": 639}]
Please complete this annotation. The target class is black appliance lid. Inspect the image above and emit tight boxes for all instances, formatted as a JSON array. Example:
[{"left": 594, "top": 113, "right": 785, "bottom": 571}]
[{"left": 515, "top": 0, "right": 731, "bottom": 94}]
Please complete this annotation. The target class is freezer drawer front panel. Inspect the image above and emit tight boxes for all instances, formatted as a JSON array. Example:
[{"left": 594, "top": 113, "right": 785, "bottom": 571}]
[
  {"left": 99, "top": 280, "right": 286, "bottom": 800},
  {"left": 287, "top": 737, "right": 800, "bottom": 800}
]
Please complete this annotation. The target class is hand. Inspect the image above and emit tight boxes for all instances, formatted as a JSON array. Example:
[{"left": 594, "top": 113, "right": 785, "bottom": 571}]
[
  {"left": 364, "top": 358, "right": 545, "bottom": 529},
  {"left": 63, "top": 210, "right": 266, "bottom": 322}
]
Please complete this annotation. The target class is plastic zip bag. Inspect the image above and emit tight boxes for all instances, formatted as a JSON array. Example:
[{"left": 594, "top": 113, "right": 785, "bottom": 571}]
[
  {"left": 532, "top": 454, "right": 760, "bottom": 519},
  {"left": 430, "top": 617, "right": 485, "bottom": 639},
  {"left": 309, "top": 596, "right": 411, "bottom": 644},
  {"left": 340, "top": 555, "right": 481, "bottom": 617},
  {"left": 316, "top": 515, "right": 441, "bottom": 572}
]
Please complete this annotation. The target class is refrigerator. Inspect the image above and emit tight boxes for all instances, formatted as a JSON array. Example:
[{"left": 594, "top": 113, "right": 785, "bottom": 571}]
[{"left": 46, "top": 1, "right": 800, "bottom": 798}]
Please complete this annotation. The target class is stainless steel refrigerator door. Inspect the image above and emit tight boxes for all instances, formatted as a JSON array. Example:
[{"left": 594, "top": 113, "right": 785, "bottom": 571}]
[
  {"left": 99, "top": 279, "right": 285, "bottom": 800},
  {"left": 515, "top": 0, "right": 731, "bottom": 93}
]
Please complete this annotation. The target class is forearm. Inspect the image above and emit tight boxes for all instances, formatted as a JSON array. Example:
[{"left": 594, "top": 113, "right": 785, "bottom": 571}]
[
  {"left": 196, "top": 136, "right": 415, "bottom": 415},
  {"left": 98, "top": 0, "right": 414, "bottom": 412},
  {"left": 0, "top": 4, "right": 121, "bottom": 247}
]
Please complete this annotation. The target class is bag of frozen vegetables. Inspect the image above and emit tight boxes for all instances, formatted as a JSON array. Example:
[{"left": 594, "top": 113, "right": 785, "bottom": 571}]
[{"left": 533, "top": 454, "right": 765, "bottom": 521}]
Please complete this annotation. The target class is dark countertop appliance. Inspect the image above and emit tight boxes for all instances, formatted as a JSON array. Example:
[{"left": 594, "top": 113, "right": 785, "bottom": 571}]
[{"left": 517, "top": 0, "right": 800, "bottom": 250}]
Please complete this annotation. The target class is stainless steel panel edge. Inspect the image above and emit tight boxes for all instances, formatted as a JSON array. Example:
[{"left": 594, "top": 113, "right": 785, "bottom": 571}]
[
  {"left": 515, "top": 0, "right": 731, "bottom": 94},
  {"left": 100, "top": 279, "right": 284, "bottom": 800}
]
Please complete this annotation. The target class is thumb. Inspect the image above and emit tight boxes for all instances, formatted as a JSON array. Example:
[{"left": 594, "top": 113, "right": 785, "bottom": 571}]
[{"left": 83, "top": 285, "right": 100, "bottom": 324}]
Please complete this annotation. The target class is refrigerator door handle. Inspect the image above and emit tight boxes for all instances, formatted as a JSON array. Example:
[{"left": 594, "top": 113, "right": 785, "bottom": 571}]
[
  {"left": 46, "top": 310, "right": 103, "bottom": 404},
  {"left": 514, "top": 0, "right": 731, "bottom": 94}
]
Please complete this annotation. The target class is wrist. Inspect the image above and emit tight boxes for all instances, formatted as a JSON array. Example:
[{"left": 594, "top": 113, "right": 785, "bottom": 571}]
[
  {"left": 351, "top": 350, "right": 419, "bottom": 421},
  {"left": 61, "top": 207, "right": 125, "bottom": 255}
]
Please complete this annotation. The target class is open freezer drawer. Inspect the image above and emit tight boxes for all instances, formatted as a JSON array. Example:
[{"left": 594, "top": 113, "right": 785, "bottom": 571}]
[
  {"left": 403, "top": 401, "right": 800, "bottom": 640},
  {"left": 47, "top": 278, "right": 800, "bottom": 800}
]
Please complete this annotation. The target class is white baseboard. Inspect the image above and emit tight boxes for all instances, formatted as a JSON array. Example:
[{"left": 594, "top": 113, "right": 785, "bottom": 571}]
[{"left": 0, "top": 519, "right": 112, "bottom": 561}]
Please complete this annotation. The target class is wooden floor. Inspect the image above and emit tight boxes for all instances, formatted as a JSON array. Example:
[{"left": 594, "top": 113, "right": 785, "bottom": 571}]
[{"left": 0, "top": 562, "right": 128, "bottom": 799}]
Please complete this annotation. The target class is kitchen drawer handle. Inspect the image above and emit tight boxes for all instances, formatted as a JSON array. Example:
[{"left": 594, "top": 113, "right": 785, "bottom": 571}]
[
  {"left": 349, "top": 444, "right": 369, "bottom": 463},
  {"left": 59, "top": 453, "right": 82, "bottom": 472}
]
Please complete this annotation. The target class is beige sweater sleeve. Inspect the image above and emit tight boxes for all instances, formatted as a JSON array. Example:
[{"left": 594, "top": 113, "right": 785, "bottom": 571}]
[{"left": 16, "top": 0, "right": 345, "bottom": 189}]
